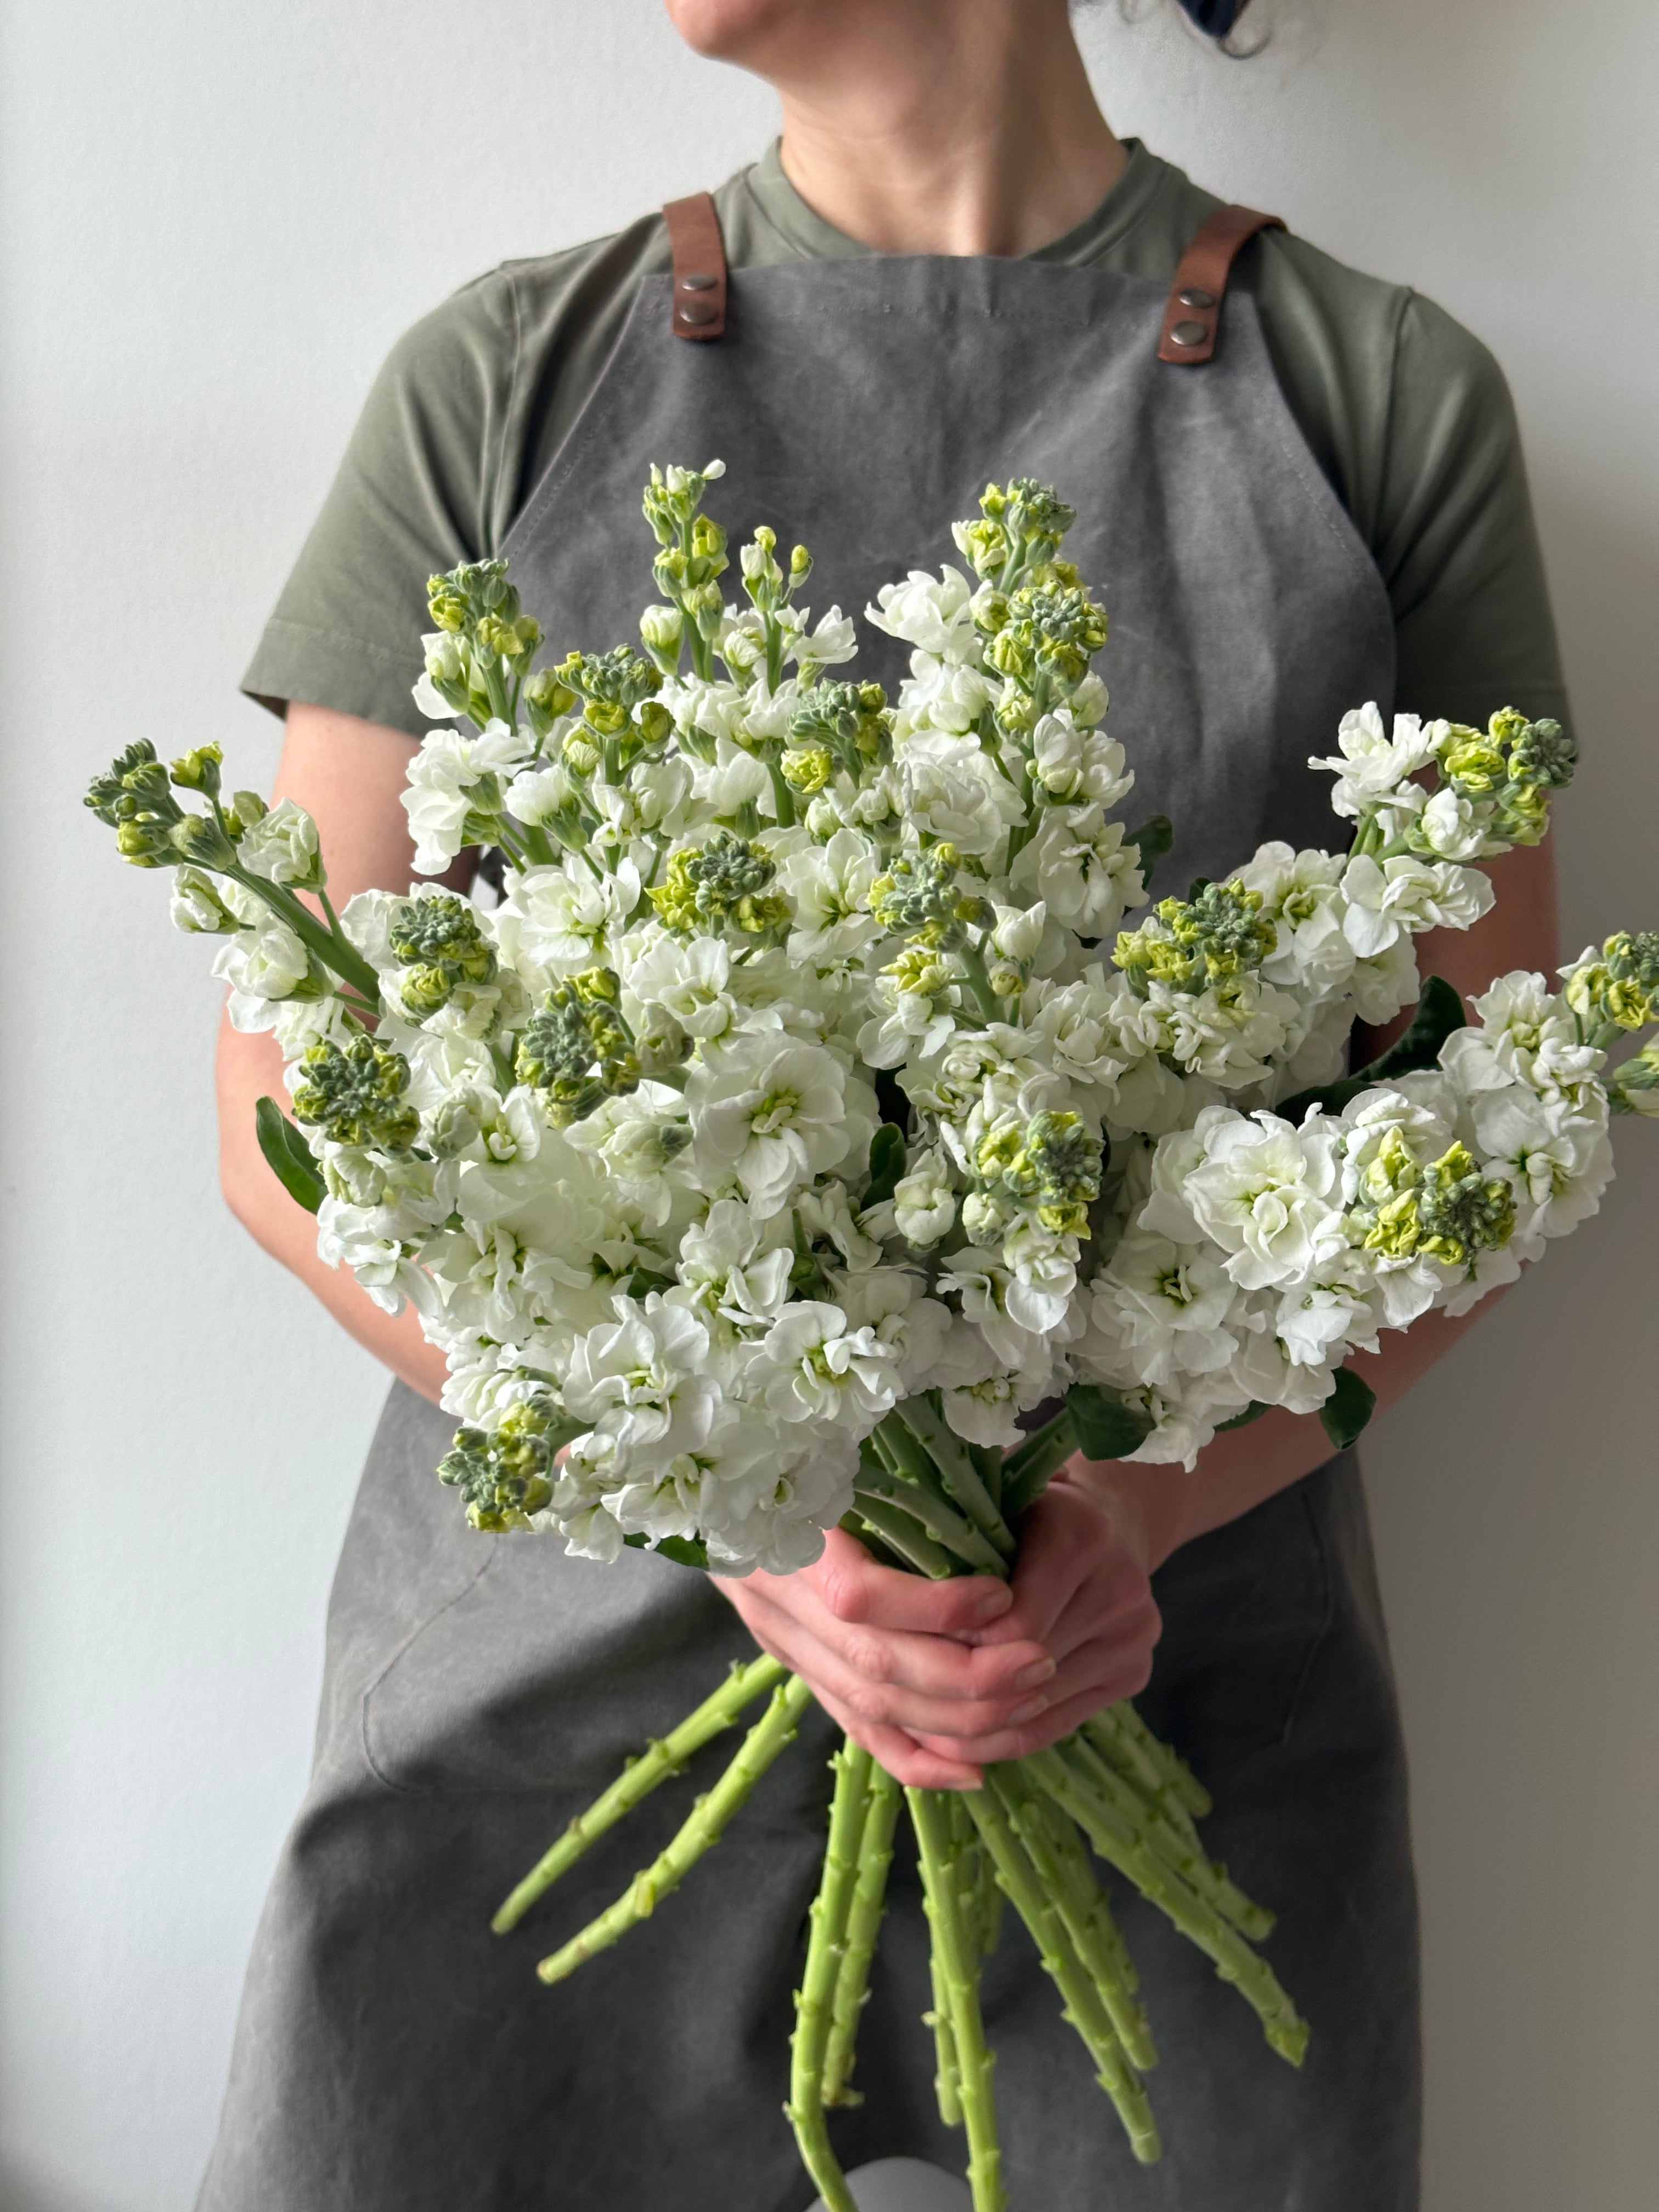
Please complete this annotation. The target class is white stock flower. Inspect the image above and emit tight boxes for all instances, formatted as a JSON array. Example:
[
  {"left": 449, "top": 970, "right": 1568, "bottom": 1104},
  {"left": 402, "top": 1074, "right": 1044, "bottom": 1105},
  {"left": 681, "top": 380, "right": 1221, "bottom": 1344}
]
[
  {"left": 625, "top": 933, "right": 741, "bottom": 1041},
  {"left": 896, "top": 730, "right": 1026, "bottom": 857},
  {"left": 778, "top": 829, "right": 883, "bottom": 965},
  {"left": 1086, "top": 1229, "right": 1248, "bottom": 1389},
  {"left": 1340, "top": 854, "right": 1493, "bottom": 957},
  {"left": 1238, "top": 844, "right": 1355, "bottom": 993},
  {"left": 1009, "top": 805, "right": 1143, "bottom": 936},
  {"left": 893, "top": 656, "right": 991, "bottom": 737},
  {"left": 401, "top": 720, "right": 531, "bottom": 874},
  {"left": 494, "top": 855, "right": 641, "bottom": 978},
  {"left": 1030, "top": 714, "right": 1133, "bottom": 809},
  {"left": 1309, "top": 703, "right": 1438, "bottom": 820},
  {"left": 865, "top": 566, "right": 979, "bottom": 659},
  {"left": 755, "top": 1300, "right": 904, "bottom": 1426},
  {"left": 1146, "top": 1105, "right": 1347, "bottom": 1291},
  {"left": 1441, "top": 970, "right": 1599, "bottom": 1098},
  {"left": 689, "top": 1035, "right": 861, "bottom": 1210},
  {"left": 505, "top": 761, "right": 578, "bottom": 826},
  {"left": 237, "top": 798, "right": 321, "bottom": 887},
  {"left": 891, "top": 1147, "right": 958, "bottom": 1245},
  {"left": 211, "top": 912, "right": 312, "bottom": 1017},
  {"left": 1414, "top": 786, "right": 1489, "bottom": 861},
  {"left": 562, "top": 1296, "right": 720, "bottom": 1466}
]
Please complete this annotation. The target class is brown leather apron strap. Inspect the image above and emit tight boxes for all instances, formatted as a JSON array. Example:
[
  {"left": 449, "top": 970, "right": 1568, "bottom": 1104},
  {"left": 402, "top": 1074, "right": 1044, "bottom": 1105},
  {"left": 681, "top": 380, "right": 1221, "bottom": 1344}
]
[
  {"left": 663, "top": 192, "right": 728, "bottom": 341},
  {"left": 1157, "top": 204, "right": 1285, "bottom": 365}
]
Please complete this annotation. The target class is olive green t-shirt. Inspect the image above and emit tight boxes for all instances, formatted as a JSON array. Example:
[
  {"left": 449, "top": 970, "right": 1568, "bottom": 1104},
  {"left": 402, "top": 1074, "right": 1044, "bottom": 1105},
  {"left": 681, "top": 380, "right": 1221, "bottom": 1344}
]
[{"left": 242, "top": 140, "right": 1568, "bottom": 740}]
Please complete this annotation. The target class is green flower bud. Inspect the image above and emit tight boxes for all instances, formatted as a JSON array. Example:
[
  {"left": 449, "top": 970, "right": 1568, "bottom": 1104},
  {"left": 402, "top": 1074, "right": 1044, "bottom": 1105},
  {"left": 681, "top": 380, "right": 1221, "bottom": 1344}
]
[
  {"left": 634, "top": 699, "right": 673, "bottom": 747},
  {"left": 170, "top": 743, "right": 223, "bottom": 797},
  {"left": 639, "top": 602, "right": 684, "bottom": 657},
  {"left": 789, "top": 544, "right": 812, "bottom": 586},
  {"left": 437, "top": 1391, "right": 571, "bottom": 1531},
  {"left": 229, "top": 789, "right": 268, "bottom": 830},
  {"left": 648, "top": 833, "right": 788, "bottom": 939},
  {"left": 387, "top": 891, "right": 497, "bottom": 1022},
  {"left": 292, "top": 1036, "right": 420, "bottom": 1152},
  {"left": 523, "top": 668, "right": 577, "bottom": 722},
  {"left": 515, "top": 973, "right": 639, "bottom": 1124},
  {"left": 171, "top": 812, "right": 239, "bottom": 871}
]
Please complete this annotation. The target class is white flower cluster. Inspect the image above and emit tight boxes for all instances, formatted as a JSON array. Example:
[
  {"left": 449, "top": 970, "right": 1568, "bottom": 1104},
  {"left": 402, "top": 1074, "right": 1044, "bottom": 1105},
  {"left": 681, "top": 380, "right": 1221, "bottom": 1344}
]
[{"left": 114, "top": 468, "right": 1636, "bottom": 1559}]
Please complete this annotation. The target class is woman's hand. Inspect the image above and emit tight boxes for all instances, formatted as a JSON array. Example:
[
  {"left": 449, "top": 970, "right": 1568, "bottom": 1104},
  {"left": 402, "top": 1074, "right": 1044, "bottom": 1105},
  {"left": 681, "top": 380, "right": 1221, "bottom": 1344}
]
[{"left": 716, "top": 1477, "right": 1162, "bottom": 1789}]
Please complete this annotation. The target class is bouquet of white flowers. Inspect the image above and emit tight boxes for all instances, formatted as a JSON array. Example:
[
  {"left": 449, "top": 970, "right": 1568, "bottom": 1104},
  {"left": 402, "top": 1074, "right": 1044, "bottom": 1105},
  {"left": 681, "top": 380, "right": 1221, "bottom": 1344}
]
[{"left": 89, "top": 464, "right": 1656, "bottom": 2212}]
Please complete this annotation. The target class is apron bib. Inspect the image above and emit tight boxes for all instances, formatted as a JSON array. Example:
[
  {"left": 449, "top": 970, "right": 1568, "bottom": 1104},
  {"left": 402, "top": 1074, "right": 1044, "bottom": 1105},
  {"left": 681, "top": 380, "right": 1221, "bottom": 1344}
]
[{"left": 199, "top": 201, "right": 1419, "bottom": 2212}]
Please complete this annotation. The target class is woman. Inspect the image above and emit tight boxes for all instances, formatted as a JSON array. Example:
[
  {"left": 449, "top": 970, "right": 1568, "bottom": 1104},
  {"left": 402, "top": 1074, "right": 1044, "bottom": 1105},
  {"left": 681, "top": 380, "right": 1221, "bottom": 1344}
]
[{"left": 206, "top": 2, "right": 1567, "bottom": 2206}]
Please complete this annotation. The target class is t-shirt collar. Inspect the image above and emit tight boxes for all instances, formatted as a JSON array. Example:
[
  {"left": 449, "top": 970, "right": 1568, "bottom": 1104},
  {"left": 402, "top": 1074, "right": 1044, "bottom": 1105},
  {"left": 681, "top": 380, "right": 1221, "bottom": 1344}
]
[{"left": 737, "top": 136, "right": 1171, "bottom": 266}]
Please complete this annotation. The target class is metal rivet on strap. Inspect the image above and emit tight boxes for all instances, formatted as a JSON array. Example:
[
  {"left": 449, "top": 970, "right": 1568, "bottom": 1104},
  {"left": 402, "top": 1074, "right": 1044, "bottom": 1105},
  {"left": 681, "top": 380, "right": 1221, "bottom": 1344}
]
[
  {"left": 679, "top": 272, "right": 716, "bottom": 291},
  {"left": 678, "top": 300, "right": 719, "bottom": 328},
  {"left": 1177, "top": 287, "right": 1216, "bottom": 310},
  {"left": 1170, "top": 319, "right": 1209, "bottom": 347}
]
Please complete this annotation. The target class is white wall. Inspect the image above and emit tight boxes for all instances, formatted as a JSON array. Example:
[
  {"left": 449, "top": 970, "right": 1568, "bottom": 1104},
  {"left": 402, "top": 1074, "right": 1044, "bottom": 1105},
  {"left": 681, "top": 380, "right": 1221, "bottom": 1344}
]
[{"left": 0, "top": 3, "right": 1652, "bottom": 2208}]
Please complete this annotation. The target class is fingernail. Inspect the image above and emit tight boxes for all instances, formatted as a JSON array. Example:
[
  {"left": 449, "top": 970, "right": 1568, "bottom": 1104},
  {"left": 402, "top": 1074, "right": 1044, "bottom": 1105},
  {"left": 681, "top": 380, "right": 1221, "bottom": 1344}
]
[
  {"left": 1012, "top": 1694, "right": 1049, "bottom": 1724},
  {"left": 1015, "top": 1657, "right": 1056, "bottom": 1690},
  {"left": 973, "top": 1584, "right": 1014, "bottom": 1622}
]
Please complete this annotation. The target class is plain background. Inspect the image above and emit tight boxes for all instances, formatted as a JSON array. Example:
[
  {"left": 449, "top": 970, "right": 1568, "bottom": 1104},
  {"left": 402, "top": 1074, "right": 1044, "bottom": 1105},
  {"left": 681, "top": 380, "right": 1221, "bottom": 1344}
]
[{"left": 1, "top": 1, "right": 1654, "bottom": 2207}]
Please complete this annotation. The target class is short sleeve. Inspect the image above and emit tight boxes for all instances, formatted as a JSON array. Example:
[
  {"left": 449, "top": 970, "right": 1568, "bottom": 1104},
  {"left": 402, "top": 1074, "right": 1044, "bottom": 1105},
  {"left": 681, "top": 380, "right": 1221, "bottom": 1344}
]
[
  {"left": 1374, "top": 292, "right": 1569, "bottom": 729},
  {"left": 239, "top": 271, "right": 520, "bottom": 741}
]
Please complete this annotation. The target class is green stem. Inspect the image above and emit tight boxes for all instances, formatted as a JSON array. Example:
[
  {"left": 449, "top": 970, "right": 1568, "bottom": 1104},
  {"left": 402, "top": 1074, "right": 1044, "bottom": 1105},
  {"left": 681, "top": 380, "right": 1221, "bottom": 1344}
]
[
  {"left": 1103, "top": 1700, "right": 1213, "bottom": 1820},
  {"left": 999, "top": 1406, "right": 1077, "bottom": 1522},
  {"left": 786, "top": 1740, "right": 873, "bottom": 2212},
  {"left": 894, "top": 1400, "right": 1016, "bottom": 1559},
  {"left": 1063, "top": 1736, "right": 1273, "bottom": 1942},
  {"left": 847, "top": 1493, "right": 960, "bottom": 1580},
  {"left": 226, "top": 865, "right": 382, "bottom": 1004},
  {"left": 977, "top": 1776, "right": 1161, "bottom": 2164},
  {"left": 909, "top": 1788, "right": 1007, "bottom": 2212},
  {"left": 492, "top": 1654, "right": 786, "bottom": 1933},
  {"left": 1026, "top": 1747, "right": 1308, "bottom": 2065},
  {"left": 855, "top": 1469, "right": 1005, "bottom": 1577},
  {"left": 955, "top": 939, "right": 1005, "bottom": 1025},
  {"left": 1018, "top": 1780, "right": 1157, "bottom": 2074},
  {"left": 925, "top": 1921, "right": 964, "bottom": 2129},
  {"left": 822, "top": 1759, "right": 902, "bottom": 2108},
  {"left": 1079, "top": 1707, "right": 1206, "bottom": 1859},
  {"left": 534, "top": 1674, "right": 812, "bottom": 1985},
  {"left": 766, "top": 757, "right": 798, "bottom": 830}
]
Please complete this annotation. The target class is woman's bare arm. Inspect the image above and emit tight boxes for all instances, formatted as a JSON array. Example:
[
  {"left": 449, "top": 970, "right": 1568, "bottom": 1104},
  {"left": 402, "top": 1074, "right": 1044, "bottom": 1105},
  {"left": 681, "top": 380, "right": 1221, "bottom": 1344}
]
[{"left": 216, "top": 702, "right": 465, "bottom": 1406}]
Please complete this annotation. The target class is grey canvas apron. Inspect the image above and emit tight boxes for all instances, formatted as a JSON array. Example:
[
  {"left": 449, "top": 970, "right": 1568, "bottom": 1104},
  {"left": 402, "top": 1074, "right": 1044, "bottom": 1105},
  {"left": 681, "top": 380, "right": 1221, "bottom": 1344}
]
[{"left": 198, "top": 199, "right": 1418, "bottom": 2211}]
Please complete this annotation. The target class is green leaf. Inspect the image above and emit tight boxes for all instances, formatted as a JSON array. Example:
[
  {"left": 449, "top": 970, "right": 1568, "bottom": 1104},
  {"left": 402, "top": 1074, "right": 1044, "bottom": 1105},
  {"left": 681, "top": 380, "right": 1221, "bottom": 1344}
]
[
  {"left": 255, "top": 1096, "right": 325, "bottom": 1215},
  {"left": 863, "top": 1122, "right": 907, "bottom": 1207},
  {"left": 1277, "top": 975, "right": 1468, "bottom": 1123},
  {"left": 1317, "top": 1365, "right": 1377, "bottom": 1452},
  {"left": 1066, "top": 1384, "right": 1156, "bottom": 1463},
  {"left": 1216, "top": 1401, "right": 1269, "bottom": 1432},
  {"left": 1127, "top": 814, "right": 1174, "bottom": 893},
  {"left": 624, "top": 1531, "right": 709, "bottom": 1571}
]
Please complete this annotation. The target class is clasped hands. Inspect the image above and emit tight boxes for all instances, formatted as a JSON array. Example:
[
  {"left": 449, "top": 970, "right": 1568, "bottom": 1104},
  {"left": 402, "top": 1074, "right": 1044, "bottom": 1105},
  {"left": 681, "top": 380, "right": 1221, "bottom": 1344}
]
[{"left": 719, "top": 1474, "right": 1164, "bottom": 1791}]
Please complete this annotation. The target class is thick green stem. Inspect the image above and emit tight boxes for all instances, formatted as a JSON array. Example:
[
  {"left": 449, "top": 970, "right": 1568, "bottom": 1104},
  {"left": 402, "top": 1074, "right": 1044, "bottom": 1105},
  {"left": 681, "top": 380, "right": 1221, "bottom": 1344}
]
[
  {"left": 822, "top": 1761, "right": 902, "bottom": 2108},
  {"left": 535, "top": 1674, "right": 811, "bottom": 1985},
  {"left": 1065, "top": 1735, "right": 1272, "bottom": 1942},
  {"left": 870, "top": 1421, "right": 1008, "bottom": 1574},
  {"left": 1099, "top": 1700, "right": 1213, "bottom": 1819},
  {"left": 786, "top": 1740, "right": 874, "bottom": 2212},
  {"left": 1000, "top": 1406, "right": 1078, "bottom": 1522},
  {"left": 926, "top": 1929, "right": 964, "bottom": 2129},
  {"left": 909, "top": 1789, "right": 1007, "bottom": 2212},
  {"left": 848, "top": 1493, "right": 959, "bottom": 1579},
  {"left": 895, "top": 1400, "right": 1016, "bottom": 1559},
  {"left": 492, "top": 1654, "right": 786, "bottom": 1933},
  {"left": 978, "top": 1776, "right": 1162, "bottom": 2163},
  {"left": 227, "top": 864, "right": 383, "bottom": 1005},
  {"left": 955, "top": 939, "right": 1005, "bottom": 1024},
  {"left": 1018, "top": 1780, "right": 1156, "bottom": 2074},
  {"left": 1028, "top": 1747, "right": 1308, "bottom": 2065}
]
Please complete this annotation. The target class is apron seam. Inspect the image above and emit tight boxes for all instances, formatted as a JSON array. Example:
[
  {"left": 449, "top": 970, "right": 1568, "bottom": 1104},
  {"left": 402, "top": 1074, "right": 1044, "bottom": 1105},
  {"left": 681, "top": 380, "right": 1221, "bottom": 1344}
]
[{"left": 357, "top": 1540, "right": 500, "bottom": 1797}]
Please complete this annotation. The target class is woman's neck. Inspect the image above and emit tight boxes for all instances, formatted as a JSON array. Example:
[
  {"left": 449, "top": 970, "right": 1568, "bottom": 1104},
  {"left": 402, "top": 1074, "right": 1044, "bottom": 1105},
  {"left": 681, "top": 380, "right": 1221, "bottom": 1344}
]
[{"left": 771, "top": 1, "right": 1125, "bottom": 258}]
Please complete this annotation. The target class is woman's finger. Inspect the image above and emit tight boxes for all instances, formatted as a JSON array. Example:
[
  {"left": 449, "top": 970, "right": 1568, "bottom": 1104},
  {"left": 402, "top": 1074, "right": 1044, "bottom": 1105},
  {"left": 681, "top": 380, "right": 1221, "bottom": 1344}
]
[
  {"left": 729, "top": 1584, "right": 1055, "bottom": 1739},
  {"left": 806, "top": 1679, "right": 983, "bottom": 1792},
  {"left": 907, "top": 1627, "right": 1159, "bottom": 1765}
]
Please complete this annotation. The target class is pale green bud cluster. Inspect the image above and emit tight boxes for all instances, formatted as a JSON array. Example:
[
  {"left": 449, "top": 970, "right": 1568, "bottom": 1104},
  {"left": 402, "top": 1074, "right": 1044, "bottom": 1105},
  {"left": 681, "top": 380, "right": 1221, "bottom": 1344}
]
[
  {"left": 437, "top": 1391, "right": 573, "bottom": 1531},
  {"left": 1114, "top": 880, "right": 1273, "bottom": 996},
  {"left": 554, "top": 646, "right": 664, "bottom": 739},
  {"left": 641, "top": 460, "right": 731, "bottom": 674},
  {"left": 1418, "top": 707, "right": 1578, "bottom": 853},
  {"left": 1350, "top": 1131, "right": 1515, "bottom": 1267},
  {"left": 984, "top": 576, "right": 1108, "bottom": 691},
  {"left": 425, "top": 560, "right": 546, "bottom": 727},
  {"left": 784, "top": 681, "right": 892, "bottom": 791},
  {"left": 649, "top": 832, "right": 789, "bottom": 938},
  {"left": 972, "top": 1108, "right": 1102, "bottom": 1237},
  {"left": 292, "top": 1036, "right": 419, "bottom": 1153},
  {"left": 869, "top": 845, "right": 964, "bottom": 937},
  {"left": 387, "top": 893, "right": 498, "bottom": 1022},
  {"left": 1565, "top": 931, "right": 1659, "bottom": 1045},
  {"left": 515, "top": 969, "right": 640, "bottom": 1124},
  {"left": 952, "top": 476, "right": 1077, "bottom": 588},
  {"left": 1610, "top": 1038, "right": 1659, "bottom": 1116}
]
